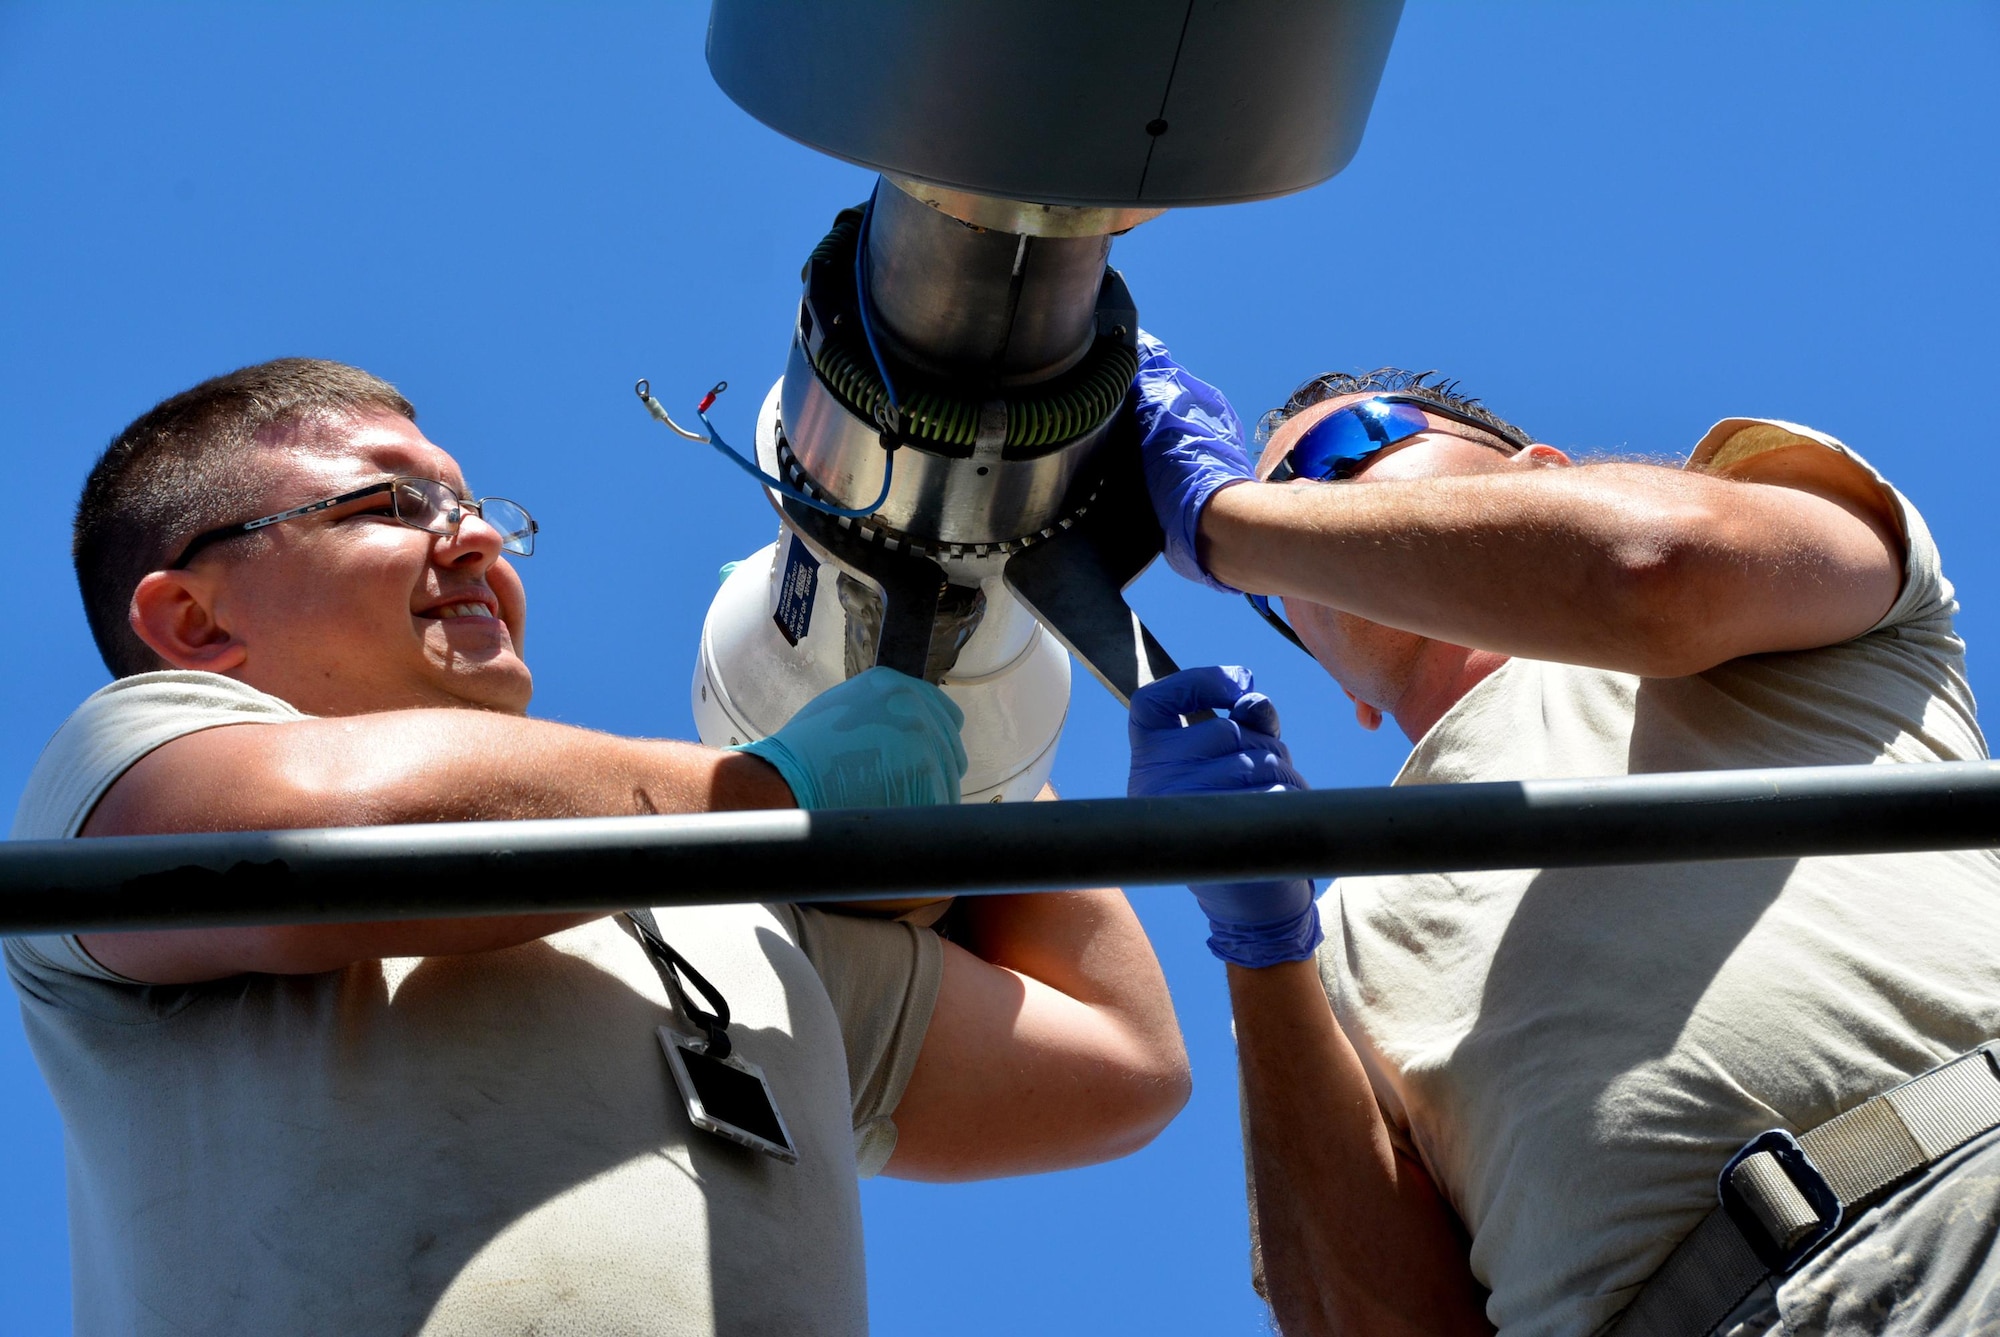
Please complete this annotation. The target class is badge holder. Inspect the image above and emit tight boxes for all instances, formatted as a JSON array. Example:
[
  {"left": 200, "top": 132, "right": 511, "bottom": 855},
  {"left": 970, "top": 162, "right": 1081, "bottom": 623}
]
[
  {"left": 628, "top": 909, "right": 798, "bottom": 1164},
  {"left": 658, "top": 1027, "right": 798, "bottom": 1163}
]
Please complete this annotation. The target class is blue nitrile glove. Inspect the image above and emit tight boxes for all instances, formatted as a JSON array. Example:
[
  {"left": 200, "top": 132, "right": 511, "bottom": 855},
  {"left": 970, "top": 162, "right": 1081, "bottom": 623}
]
[
  {"left": 1127, "top": 666, "right": 1323, "bottom": 968},
  {"left": 736, "top": 667, "right": 969, "bottom": 810},
  {"left": 1130, "top": 331, "right": 1255, "bottom": 595}
]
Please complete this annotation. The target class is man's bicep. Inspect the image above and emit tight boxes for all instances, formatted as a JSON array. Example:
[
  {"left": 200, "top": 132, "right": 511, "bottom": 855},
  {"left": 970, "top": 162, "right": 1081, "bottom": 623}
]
[
  {"left": 74, "top": 716, "right": 610, "bottom": 983},
  {"left": 882, "top": 942, "right": 1079, "bottom": 1180},
  {"left": 883, "top": 941, "right": 1176, "bottom": 1181},
  {"left": 76, "top": 924, "right": 301, "bottom": 985},
  {"left": 1698, "top": 447, "right": 1904, "bottom": 655},
  {"left": 79, "top": 709, "right": 533, "bottom": 838},
  {"left": 78, "top": 908, "right": 612, "bottom": 985},
  {"left": 80, "top": 722, "right": 326, "bottom": 838},
  {"left": 75, "top": 721, "right": 390, "bottom": 985},
  {"left": 1720, "top": 441, "right": 1905, "bottom": 579}
]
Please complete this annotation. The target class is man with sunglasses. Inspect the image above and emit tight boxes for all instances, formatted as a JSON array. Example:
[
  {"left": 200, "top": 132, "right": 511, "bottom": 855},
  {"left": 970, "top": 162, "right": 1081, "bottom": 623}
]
[
  {"left": 1123, "top": 334, "right": 2000, "bottom": 1335},
  {"left": 7, "top": 358, "right": 1190, "bottom": 1336}
]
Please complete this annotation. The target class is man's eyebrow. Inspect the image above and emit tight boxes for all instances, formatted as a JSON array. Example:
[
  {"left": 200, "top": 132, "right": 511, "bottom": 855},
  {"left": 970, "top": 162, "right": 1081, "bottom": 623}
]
[
  {"left": 414, "top": 461, "right": 470, "bottom": 493},
  {"left": 366, "top": 467, "right": 469, "bottom": 493}
]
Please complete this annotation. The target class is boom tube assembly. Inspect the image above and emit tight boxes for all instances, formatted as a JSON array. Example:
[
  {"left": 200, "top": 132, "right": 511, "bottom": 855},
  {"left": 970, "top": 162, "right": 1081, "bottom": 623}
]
[{"left": 686, "top": 1, "right": 1405, "bottom": 795}]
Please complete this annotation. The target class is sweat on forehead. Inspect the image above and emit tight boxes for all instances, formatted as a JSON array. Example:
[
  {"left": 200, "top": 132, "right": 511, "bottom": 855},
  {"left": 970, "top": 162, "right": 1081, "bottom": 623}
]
[
  {"left": 263, "top": 412, "right": 466, "bottom": 488},
  {"left": 251, "top": 407, "right": 389, "bottom": 450}
]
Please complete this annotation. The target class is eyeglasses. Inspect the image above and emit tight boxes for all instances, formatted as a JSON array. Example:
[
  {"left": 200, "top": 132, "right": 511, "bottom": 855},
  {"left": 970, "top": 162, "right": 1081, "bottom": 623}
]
[
  {"left": 1250, "top": 395, "right": 1523, "bottom": 654},
  {"left": 1268, "top": 394, "right": 1522, "bottom": 484},
  {"left": 168, "top": 476, "right": 537, "bottom": 570}
]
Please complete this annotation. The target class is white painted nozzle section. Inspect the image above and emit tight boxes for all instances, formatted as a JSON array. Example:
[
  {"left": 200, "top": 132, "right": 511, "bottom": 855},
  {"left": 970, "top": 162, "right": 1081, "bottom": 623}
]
[{"left": 693, "top": 539, "right": 1071, "bottom": 804}]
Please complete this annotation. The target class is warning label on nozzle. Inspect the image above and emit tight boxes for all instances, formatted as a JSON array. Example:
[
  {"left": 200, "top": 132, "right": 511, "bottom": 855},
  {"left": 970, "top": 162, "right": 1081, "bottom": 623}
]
[{"left": 773, "top": 534, "right": 820, "bottom": 646}]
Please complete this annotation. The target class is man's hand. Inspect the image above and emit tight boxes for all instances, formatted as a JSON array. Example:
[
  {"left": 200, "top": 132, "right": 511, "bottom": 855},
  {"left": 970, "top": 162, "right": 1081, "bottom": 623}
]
[
  {"left": 1130, "top": 332, "right": 1255, "bottom": 594},
  {"left": 1128, "top": 666, "right": 1323, "bottom": 968},
  {"left": 736, "top": 666, "right": 967, "bottom": 809}
]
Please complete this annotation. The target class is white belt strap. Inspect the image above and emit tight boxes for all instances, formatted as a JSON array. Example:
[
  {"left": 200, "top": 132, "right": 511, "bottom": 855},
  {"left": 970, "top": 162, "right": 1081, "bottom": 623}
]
[{"left": 1605, "top": 1042, "right": 2000, "bottom": 1337}]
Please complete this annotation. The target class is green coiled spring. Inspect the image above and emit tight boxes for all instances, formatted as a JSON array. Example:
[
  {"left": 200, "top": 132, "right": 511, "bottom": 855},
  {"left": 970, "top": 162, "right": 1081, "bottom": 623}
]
[
  {"left": 806, "top": 210, "right": 864, "bottom": 276},
  {"left": 1001, "top": 342, "right": 1139, "bottom": 452}
]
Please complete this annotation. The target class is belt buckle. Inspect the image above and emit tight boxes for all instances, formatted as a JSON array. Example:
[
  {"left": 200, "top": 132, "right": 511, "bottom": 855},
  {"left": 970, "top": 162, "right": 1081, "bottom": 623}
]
[{"left": 1718, "top": 1128, "right": 1843, "bottom": 1272}]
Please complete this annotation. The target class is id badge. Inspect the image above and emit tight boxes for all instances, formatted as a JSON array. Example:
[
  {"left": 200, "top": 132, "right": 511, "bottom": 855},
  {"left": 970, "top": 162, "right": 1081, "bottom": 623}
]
[{"left": 658, "top": 1027, "right": 799, "bottom": 1163}]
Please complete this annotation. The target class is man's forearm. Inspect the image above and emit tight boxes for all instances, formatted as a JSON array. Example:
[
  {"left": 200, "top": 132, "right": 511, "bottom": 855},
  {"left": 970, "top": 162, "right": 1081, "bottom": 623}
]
[
  {"left": 1201, "top": 461, "right": 1898, "bottom": 675},
  {"left": 1232, "top": 960, "right": 1491, "bottom": 1337}
]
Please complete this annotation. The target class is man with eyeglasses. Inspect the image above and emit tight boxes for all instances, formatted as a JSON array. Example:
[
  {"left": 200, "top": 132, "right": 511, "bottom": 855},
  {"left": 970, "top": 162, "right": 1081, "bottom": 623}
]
[
  {"left": 1122, "top": 335, "right": 2000, "bottom": 1335},
  {"left": 7, "top": 357, "right": 1190, "bottom": 1336}
]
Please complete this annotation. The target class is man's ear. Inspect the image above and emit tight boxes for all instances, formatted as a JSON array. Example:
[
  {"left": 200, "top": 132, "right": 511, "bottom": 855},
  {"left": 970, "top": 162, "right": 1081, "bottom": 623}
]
[
  {"left": 130, "top": 570, "right": 248, "bottom": 672},
  {"left": 1514, "top": 443, "right": 1572, "bottom": 469},
  {"left": 1342, "top": 687, "right": 1384, "bottom": 733}
]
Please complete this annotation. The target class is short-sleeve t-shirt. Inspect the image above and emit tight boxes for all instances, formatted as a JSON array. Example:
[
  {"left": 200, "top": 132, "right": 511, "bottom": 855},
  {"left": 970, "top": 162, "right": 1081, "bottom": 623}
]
[
  {"left": 1315, "top": 420, "right": 2000, "bottom": 1337},
  {"left": 6, "top": 672, "right": 943, "bottom": 1336}
]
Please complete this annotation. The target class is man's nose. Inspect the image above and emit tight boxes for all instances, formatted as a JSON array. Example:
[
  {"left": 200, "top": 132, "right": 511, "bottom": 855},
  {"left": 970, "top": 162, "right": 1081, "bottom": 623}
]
[{"left": 434, "top": 509, "right": 506, "bottom": 569}]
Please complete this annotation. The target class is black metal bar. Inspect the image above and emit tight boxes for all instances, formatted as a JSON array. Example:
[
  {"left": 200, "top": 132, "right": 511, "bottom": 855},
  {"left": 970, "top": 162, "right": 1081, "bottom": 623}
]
[{"left": 3, "top": 761, "right": 1996, "bottom": 937}]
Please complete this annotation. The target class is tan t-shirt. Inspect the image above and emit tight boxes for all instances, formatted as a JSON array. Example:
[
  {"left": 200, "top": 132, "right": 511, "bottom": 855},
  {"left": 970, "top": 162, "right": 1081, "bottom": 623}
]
[
  {"left": 7, "top": 671, "right": 942, "bottom": 1336},
  {"left": 1316, "top": 421, "right": 2000, "bottom": 1337}
]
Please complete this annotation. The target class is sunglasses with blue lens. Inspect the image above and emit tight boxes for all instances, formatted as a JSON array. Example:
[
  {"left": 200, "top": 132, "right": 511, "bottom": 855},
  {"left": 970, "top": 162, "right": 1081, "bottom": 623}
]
[
  {"left": 1249, "top": 394, "right": 1523, "bottom": 654},
  {"left": 1269, "top": 394, "right": 1519, "bottom": 483}
]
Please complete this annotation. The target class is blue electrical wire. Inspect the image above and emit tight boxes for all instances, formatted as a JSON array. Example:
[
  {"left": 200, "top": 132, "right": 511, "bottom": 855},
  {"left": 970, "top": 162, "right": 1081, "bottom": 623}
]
[
  {"left": 854, "top": 182, "right": 902, "bottom": 432},
  {"left": 633, "top": 187, "right": 904, "bottom": 521},
  {"left": 698, "top": 399, "right": 894, "bottom": 518}
]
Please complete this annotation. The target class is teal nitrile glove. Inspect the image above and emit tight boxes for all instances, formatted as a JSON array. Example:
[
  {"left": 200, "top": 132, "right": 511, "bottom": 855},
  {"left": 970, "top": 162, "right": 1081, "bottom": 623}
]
[{"left": 736, "top": 666, "right": 968, "bottom": 810}]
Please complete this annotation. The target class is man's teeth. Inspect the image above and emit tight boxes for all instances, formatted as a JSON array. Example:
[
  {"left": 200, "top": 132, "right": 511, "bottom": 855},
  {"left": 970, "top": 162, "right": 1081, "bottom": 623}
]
[{"left": 434, "top": 603, "right": 490, "bottom": 620}]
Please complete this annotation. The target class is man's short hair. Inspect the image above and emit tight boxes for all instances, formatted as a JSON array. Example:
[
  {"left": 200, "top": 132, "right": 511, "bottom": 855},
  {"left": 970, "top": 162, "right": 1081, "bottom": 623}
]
[
  {"left": 1256, "top": 369, "right": 1535, "bottom": 453},
  {"left": 74, "top": 358, "right": 417, "bottom": 678}
]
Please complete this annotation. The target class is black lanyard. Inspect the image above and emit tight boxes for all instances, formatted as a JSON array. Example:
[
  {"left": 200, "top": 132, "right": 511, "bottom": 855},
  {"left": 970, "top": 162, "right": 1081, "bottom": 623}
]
[{"left": 626, "top": 909, "right": 734, "bottom": 1060}]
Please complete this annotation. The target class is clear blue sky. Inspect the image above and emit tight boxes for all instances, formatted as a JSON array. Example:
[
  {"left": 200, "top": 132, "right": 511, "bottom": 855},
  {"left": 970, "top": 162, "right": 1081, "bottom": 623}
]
[{"left": 3, "top": 4, "right": 1995, "bottom": 1332}]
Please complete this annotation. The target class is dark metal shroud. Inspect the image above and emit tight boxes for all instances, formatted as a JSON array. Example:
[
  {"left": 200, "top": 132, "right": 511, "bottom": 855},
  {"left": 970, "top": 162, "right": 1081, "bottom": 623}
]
[
  {"left": 4, "top": 762, "right": 1996, "bottom": 937},
  {"left": 706, "top": 0, "right": 1406, "bottom": 207}
]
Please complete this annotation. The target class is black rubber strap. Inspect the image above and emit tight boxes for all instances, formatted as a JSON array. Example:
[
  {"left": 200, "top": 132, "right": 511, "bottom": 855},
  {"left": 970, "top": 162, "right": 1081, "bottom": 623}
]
[{"left": 626, "top": 909, "right": 733, "bottom": 1061}]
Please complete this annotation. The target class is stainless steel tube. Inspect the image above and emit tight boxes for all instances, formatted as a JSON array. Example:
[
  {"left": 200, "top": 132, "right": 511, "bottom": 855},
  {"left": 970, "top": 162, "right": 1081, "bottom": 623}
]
[
  {"left": 864, "top": 178, "right": 1111, "bottom": 383},
  {"left": 3, "top": 762, "right": 1996, "bottom": 937}
]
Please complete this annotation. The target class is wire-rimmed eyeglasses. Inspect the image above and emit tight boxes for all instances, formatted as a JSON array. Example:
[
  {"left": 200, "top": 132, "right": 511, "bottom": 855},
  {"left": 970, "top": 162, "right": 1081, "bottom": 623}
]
[{"left": 168, "top": 476, "right": 537, "bottom": 570}]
